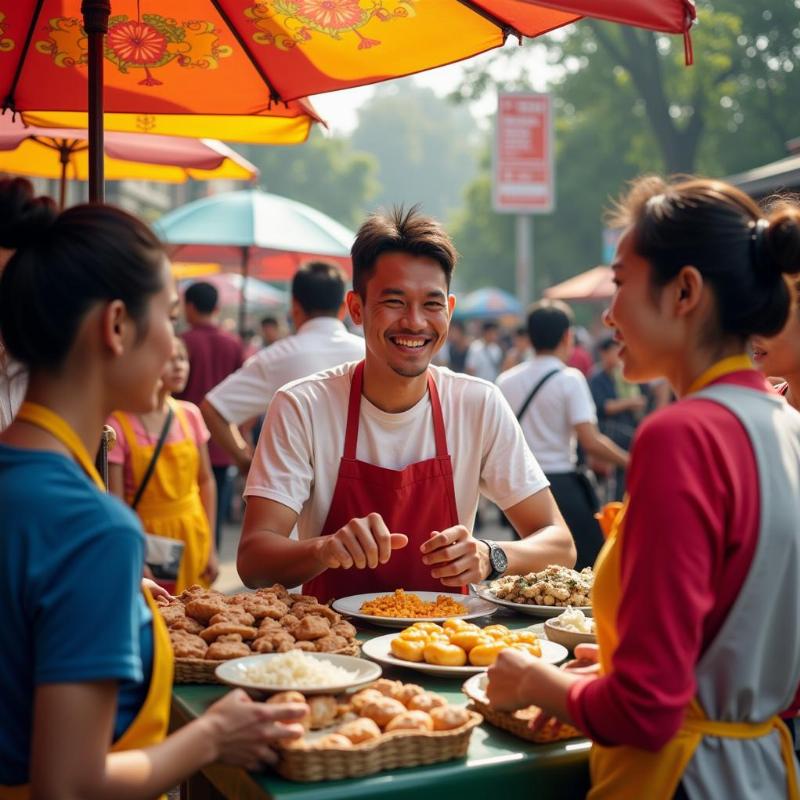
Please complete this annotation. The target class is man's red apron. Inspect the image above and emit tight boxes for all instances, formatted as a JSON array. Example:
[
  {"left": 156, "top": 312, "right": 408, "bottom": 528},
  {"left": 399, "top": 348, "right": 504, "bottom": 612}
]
[{"left": 304, "top": 360, "right": 464, "bottom": 603}]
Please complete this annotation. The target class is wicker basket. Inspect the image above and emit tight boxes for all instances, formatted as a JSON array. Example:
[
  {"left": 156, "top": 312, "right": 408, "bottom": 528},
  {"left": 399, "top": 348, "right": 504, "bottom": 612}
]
[
  {"left": 462, "top": 677, "right": 582, "bottom": 744},
  {"left": 276, "top": 710, "right": 482, "bottom": 782},
  {"left": 173, "top": 641, "right": 361, "bottom": 685}
]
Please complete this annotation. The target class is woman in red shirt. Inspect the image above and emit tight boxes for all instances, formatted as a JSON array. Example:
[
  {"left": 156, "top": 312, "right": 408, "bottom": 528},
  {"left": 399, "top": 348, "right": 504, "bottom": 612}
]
[{"left": 487, "top": 177, "right": 800, "bottom": 800}]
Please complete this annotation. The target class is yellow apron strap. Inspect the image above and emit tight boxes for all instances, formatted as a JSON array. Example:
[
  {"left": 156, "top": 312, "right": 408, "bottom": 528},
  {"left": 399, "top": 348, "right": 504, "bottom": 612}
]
[
  {"left": 15, "top": 402, "right": 105, "bottom": 491},
  {"left": 112, "top": 411, "right": 138, "bottom": 454},
  {"left": 111, "top": 587, "right": 174, "bottom": 753},
  {"left": 685, "top": 353, "right": 753, "bottom": 395}
]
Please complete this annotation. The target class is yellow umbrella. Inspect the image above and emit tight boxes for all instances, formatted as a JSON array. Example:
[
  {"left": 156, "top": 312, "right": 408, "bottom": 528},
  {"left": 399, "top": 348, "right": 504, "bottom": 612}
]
[{"left": 0, "top": 114, "right": 258, "bottom": 207}]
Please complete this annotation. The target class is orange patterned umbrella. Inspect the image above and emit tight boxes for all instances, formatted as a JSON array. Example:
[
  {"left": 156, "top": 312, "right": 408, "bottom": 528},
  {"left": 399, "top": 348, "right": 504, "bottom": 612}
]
[{"left": 0, "top": 1, "right": 694, "bottom": 199}]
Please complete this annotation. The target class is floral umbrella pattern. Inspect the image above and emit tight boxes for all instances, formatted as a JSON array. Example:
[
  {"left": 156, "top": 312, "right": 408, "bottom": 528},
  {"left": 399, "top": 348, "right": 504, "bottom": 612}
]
[
  {"left": 36, "top": 14, "right": 232, "bottom": 86},
  {"left": 0, "top": 13, "right": 13, "bottom": 53}
]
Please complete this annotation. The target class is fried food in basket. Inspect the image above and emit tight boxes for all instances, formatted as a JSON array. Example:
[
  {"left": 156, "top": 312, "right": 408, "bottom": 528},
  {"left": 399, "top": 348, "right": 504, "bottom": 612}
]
[
  {"left": 359, "top": 589, "right": 467, "bottom": 618},
  {"left": 160, "top": 584, "right": 359, "bottom": 663}
]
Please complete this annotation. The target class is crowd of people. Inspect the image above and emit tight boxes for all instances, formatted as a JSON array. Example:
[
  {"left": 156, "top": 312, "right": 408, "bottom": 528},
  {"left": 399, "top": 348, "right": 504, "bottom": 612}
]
[{"left": 1, "top": 172, "right": 800, "bottom": 799}]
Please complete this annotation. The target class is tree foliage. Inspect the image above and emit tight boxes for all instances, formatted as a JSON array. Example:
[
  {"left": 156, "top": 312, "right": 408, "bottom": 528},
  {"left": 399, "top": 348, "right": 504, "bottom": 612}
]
[
  {"left": 450, "top": 1, "right": 800, "bottom": 294},
  {"left": 238, "top": 129, "right": 380, "bottom": 229},
  {"left": 350, "top": 82, "right": 480, "bottom": 221}
]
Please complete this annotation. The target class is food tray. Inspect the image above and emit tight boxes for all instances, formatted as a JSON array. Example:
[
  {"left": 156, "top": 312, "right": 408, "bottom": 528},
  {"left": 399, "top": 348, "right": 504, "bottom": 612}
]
[
  {"left": 462, "top": 674, "right": 582, "bottom": 744},
  {"left": 276, "top": 710, "right": 482, "bottom": 782},
  {"left": 174, "top": 641, "right": 361, "bottom": 685}
]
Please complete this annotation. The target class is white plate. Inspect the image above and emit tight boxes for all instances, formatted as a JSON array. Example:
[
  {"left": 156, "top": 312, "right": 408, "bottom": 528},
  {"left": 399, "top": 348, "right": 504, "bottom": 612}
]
[
  {"left": 332, "top": 591, "right": 497, "bottom": 628},
  {"left": 215, "top": 652, "right": 381, "bottom": 696},
  {"left": 475, "top": 585, "right": 592, "bottom": 619},
  {"left": 462, "top": 672, "right": 492, "bottom": 703},
  {"left": 361, "top": 632, "right": 568, "bottom": 677}
]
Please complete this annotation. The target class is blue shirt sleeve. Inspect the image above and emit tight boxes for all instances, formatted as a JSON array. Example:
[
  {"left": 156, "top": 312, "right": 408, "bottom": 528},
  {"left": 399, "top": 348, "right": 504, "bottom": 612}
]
[{"left": 34, "top": 523, "right": 145, "bottom": 686}]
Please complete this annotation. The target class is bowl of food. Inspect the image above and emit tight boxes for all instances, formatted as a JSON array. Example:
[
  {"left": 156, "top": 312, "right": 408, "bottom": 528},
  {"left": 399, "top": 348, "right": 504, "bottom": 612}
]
[
  {"left": 543, "top": 607, "right": 596, "bottom": 650},
  {"left": 215, "top": 650, "right": 381, "bottom": 697}
]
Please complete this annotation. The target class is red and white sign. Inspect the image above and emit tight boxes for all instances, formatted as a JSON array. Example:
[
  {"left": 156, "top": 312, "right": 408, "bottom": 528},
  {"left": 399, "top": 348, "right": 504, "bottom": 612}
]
[{"left": 493, "top": 93, "right": 554, "bottom": 214}]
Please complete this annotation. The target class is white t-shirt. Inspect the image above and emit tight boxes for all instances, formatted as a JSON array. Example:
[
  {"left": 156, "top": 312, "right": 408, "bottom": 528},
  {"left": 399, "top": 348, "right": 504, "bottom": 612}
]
[
  {"left": 205, "top": 317, "right": 365, "bottom": 425},
  {"left": 245, "top": 363, "right": 548, "bottom": 540},
  {"left": 0, "top": 349, "right": 27, "bottom": 432},
  {"left": 465, "top": 339, "right": 503, "bottom": 382},
  {"left": 496, "top": 355, "right": 597, "bottom": 473}
]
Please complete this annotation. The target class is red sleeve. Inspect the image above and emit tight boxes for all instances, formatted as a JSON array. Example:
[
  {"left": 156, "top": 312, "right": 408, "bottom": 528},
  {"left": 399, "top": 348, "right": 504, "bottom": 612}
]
[{"left": 567, "top": 401, "right": 758, "bottom": 751}]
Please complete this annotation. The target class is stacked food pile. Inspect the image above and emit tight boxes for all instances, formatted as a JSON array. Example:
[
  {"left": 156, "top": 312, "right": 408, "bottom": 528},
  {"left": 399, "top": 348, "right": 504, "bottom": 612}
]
[
  {"left": 276, "top": 678, "right": 481, "bottom": 781},
  {"left": 489, "top": 565, "right": 593, "bottom": 607},
  {"left": 158, "top": 583, "right": 358, "bottom": 681},
  {"left": 359, "top": 590, "right": 467, "bottom": 618},
  {"left": 390, "top": 619, "right": 541, "bottom": 666}
]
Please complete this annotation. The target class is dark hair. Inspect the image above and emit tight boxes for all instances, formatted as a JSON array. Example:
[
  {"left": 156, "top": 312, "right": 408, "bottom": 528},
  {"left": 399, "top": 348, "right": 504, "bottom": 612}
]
[
  {"left": 482, "top": 320, "right": 500, "bottom": 333},
  {"left": 0, "top": 181, "right": 166, "bottom": 372},
  {"left": 351, "top": 206, "right": 457, "bottom": 296},
  {"left": 260, "top": 315, "right": 278, "bottom": 327},
  {"left": 527, "top": 299, "right": 574, "bottom": 351},
  {"left": 596, "top": 335, "right": 618, "bottom": 354},
  {"left": 291, "top": 261, "right": 346, "bottom": 315},
  {"left": 184, "top": 281, "right": 218, "bottom": 314},
  {"left": 611, "top": 176, "right": 800, "bottom": 339}
]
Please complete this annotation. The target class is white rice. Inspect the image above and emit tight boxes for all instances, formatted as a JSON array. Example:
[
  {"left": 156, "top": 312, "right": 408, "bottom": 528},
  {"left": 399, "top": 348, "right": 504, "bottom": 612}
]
[{"left": 242, "top": 650, "right": 358, "bottom": 688}]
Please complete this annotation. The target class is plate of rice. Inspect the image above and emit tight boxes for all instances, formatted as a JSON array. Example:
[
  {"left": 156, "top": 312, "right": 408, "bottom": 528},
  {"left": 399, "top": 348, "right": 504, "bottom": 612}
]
[{"left": 215, "top": 650, "right": 382, "bottom": 695}]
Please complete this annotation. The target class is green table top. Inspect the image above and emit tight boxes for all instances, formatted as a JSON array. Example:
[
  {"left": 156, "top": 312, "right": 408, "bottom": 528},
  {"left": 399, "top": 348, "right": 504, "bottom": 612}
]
[{"left": 171, "top": 612, "right": 591, "bottom": 800}]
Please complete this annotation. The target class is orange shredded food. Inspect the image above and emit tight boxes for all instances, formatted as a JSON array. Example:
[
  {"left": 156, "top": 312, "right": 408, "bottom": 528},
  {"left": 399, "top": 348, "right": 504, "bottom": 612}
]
[{"left": 359, "top": 589, "right": 467, "bottom": 618}]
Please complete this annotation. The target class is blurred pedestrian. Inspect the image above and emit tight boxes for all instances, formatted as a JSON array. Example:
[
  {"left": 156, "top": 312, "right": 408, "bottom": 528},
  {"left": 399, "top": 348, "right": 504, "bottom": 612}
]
[
  {"left": 501, "top": 325, "right": 533, "bottom": 372},
  {"left": 444, "top": 319, "right": 470, "bottom": 372},
  {"left": 202, "top": 261, "right": 364, "bottom": 475},
  {"left": 466, "top": 320, "right": 503, "bottom": 381},
  {"left": 497, "top": 300, "right": 628, "bottom": 568},
  {"left": 177, "top": 281, "right": 245, "bottom": 548},
  {"left": 588, "top": 336, "right": 647, "bottom": 500},
  {"left": 567, "top": 326, "right": 593, "bottom": 376},
  {"left": 260, "top": 314, "right": 285, "bottom": 347},
  {"left": 108, "top": 337, "right": 218, "bottom": 593},
  {"left": 0, "top": 192, "right": 306, "bottom": 797}
]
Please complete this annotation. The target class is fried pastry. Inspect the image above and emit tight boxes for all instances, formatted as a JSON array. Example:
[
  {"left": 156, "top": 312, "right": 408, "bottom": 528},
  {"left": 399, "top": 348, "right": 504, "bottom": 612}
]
[
  {"left": 258, "top": 617, "right": 283, "bottom": 633},
  {"left": 280, "top": 614, "right": 300, "bottom": 629},
  {"left": 258, "top": 583, "right": 291, "bottom": 601},
  {"left": 251, "top": 631, "right": 295, "bottom": 653},
  {"left": 169, "top": 631, "right": 207, "bottom": 659},
  {"left": 336, "top": 717, "right": 381, "bottom": 745},
  {"left": 199, "top": 622, "right": 258, "bottom": 643},
  {"left": 314, "top": 634, "right": 348, "bottom": 653},
  {"left": 361, "top": 697, "right": 407, "bottom": 728},
  {"left": 407, "top": 692, "right": 447, "bottom": 713},
  {"left": 266, "top": 690, "right": 311, "bottom": 730},
  {"left": 205, "top": 639, "right": 250, "bottom": 660},
  {"left": 385, "top": 710, "right": 434, "bottom": 732},
  {"left": 350, "top": 688, "right": 383, "bottom": 712},
  {"left": 290, "top": 616, "right": 330, "bottom": 641},
  {"left": 370, "top": 678, "right": 402, "bottom": 697},
  {"left": 429, "top": 705, "right": 471, "bottom": 731},
  {"left": 185, "top": 596, "right": 228, "bottom": 623},
  {"left": 159, "top": 603, "right": 185, "bottom": 625},
  {"left": 317, "top": 733, "right": 353, "bottom": 749},
  {"left": 331, "top": 621, "right": 357, "bottom": 639},
  {"left": 245, "top": 595, "right": 289, "bottom": 620},
  {"left": 169, "top": 616, "right": 204, "bottom": 635},
  {"left": 209, "top": 609, "right": 255, "bottom": 627},
  {"left": 308, "top": 695, "right": 338, "bottom": 729},
  {"left": 292, "top": 641, "right": 316, "bottom": 651},
  {"left": 390, "top": 683, "right": 425, "bottom": 706},
  {"left": 287, "top": 594, "right": 317, "bottom": 606}
]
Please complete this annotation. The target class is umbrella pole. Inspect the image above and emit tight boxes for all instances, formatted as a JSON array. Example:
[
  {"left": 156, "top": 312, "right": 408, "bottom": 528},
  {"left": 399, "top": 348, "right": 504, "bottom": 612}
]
[
  {"left": 81, "top": 0, "right": 110, "bottom": 203},
  {"left": 58, "top": 142, "right": 69, "bottom": 210},
  {"left": 238, "top": 247, "right": 249, "bottom": 339}
]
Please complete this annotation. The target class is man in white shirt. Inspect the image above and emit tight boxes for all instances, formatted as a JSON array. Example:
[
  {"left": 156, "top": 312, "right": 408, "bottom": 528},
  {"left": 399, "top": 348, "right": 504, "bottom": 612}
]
[
  {"left": 201, "top": 262, "right": 365, "bottom": 473},
  {"left": 465, "top": 321, "right": 503, "bottom": 382},
  {"left": 238, "top": 208, "right": 575, "bottom": 600},
  {"left": 497, "top": 300, "right": 628, "bottom": 568}
]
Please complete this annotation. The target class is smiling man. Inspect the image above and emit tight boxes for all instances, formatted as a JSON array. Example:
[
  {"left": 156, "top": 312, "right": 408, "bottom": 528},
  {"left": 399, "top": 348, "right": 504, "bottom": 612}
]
[{"left": 237, "top": 207, "right": 575, "bottom": 601}]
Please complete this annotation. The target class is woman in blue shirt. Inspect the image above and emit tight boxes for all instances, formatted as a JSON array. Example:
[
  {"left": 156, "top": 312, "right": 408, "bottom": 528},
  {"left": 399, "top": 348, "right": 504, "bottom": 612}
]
[{"left": 0, "top": 178, "right": 306, "bottom": 799}]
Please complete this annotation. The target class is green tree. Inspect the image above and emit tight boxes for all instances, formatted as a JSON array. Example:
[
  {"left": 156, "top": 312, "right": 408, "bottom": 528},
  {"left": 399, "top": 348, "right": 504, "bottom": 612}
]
[
  {"left": 350, "top": 83, "right": 480, "bottom": 221},
  {"left": 450, "top": 2, "right": 800, "bottom": 294},
  {"left": 238, "top": 129, "right": 379, "bottom": 229}
]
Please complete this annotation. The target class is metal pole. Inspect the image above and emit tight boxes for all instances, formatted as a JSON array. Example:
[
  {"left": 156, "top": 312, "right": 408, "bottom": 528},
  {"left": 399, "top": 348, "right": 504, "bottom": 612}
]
[
  {"left": 238, "top": 247, "right": 249, "bottom": 339},
  {"left": 515, "top": 214, "right": 533, "bottom": 307},
  {"left": 58, "top": 142, "right": 69, "bottom": 210},
  {"left": 81, "top": 0, "right": 110, "bottom": 203}
]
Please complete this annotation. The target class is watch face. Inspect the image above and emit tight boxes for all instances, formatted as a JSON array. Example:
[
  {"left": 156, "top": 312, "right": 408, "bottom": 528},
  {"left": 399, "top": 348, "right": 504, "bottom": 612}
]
[{"left": 492, "top": 544, "right": 508, "bottom": 574}]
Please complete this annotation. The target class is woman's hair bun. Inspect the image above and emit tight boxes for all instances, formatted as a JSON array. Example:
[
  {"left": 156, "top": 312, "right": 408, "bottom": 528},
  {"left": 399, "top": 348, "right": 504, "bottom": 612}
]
[
  {"left": 763, "top": 204, "right": 800, "bottom": 278},
  {"left": 0, "top": 177, "right": 57, "bottom": 250}
]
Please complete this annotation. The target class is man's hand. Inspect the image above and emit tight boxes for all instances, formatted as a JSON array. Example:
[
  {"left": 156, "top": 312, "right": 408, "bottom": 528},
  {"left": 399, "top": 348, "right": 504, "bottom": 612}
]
[
  {"left": 202, "top": 549, "right": 220, "bottom": 585},
  {"left": 318, "top": 513, "right": 408, "bottom": 570},
  {"left": 420, "top": 525, "right": 489, "bottom": 587}
]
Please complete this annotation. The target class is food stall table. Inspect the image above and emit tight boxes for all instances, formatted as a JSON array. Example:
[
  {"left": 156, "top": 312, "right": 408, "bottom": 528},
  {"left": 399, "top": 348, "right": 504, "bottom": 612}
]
[{"left": 171, "top": 614, "right": 591, "bottom": 799}]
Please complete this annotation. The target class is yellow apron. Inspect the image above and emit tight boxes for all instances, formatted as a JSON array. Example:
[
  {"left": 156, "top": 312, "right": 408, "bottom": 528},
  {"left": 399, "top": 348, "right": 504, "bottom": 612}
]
[
  {"left": 1, "top": 402, "right": 174, "bottom": 800},
  {"left": 587, "top": 356, "right": 799, "bottom": 800},
  {"left": 113, "top": 398, "right": 211, "bottom": 593}
]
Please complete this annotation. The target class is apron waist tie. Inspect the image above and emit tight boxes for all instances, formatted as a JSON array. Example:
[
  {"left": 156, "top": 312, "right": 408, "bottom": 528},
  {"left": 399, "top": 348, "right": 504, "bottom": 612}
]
[{"left": 133, "top": 491, "right": 199, "bottom": 517}]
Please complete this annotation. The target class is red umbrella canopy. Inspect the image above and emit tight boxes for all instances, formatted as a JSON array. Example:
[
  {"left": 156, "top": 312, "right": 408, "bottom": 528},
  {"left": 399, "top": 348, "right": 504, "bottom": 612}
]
[{"left": 1, "top": 1, "right": 696, "bottom": 115}]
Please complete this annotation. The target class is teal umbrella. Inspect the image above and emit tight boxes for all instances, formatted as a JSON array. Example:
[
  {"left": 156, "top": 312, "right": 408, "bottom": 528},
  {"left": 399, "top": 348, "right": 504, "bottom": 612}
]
[
  {"left": 155, "top": 189, "right": 354, "bottom": 333},
  {"left": 454, "top": 287, "right": 524, "bottom": 320}
]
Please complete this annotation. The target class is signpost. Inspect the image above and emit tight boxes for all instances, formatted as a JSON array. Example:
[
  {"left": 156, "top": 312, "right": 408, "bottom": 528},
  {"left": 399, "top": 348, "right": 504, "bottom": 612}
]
[{"left": 493, "top": 93, "right": 554, "bottom": 306}]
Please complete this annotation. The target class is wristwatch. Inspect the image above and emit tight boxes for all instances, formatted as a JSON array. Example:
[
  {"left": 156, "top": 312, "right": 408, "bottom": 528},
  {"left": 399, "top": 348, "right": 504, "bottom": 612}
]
[{"left": 481, "top": 540, "right": 508, "bottom": 581}]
